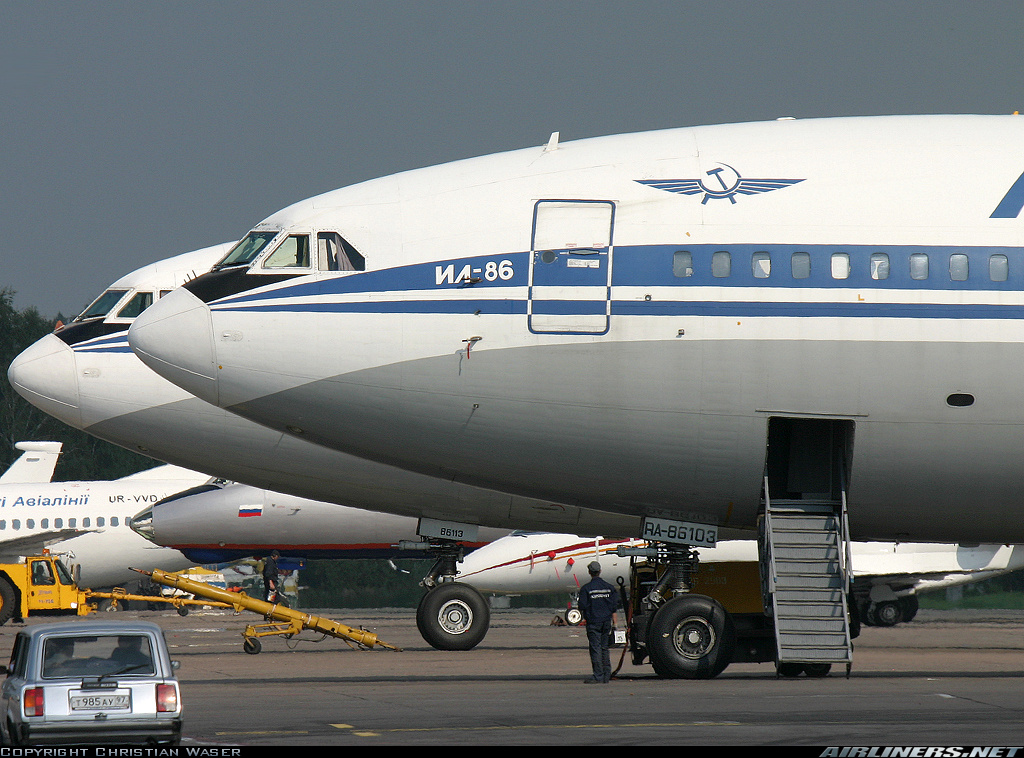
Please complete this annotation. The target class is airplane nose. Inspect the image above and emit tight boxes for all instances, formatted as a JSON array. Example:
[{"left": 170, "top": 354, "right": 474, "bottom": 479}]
[
  {"left": 128, "top": 287, "right": 219, "bottom": 405},
  {"left": 128, "top": 506, "right": 155, "bottom": 541},
  {"left": 7, "top": 334, "right": 84, "bottom": 427}
]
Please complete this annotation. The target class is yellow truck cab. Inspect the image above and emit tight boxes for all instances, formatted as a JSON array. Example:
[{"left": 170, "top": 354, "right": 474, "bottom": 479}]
[{"left": 0, "top": 555, "right": 87, "bottom": 624}]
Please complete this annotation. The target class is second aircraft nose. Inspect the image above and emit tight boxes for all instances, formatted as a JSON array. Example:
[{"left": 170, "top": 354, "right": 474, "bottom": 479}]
[
  {"left": 8, "top": 334, "right": 84, "bottom": 427},
  {"left": 128, "top": 287, "right": 220, "bottom": 405}
]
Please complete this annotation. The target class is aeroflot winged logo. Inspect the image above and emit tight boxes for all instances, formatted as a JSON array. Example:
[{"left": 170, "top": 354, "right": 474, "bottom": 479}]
[{"left": 637, "top": 163, "right": 804, "bottom": 204}]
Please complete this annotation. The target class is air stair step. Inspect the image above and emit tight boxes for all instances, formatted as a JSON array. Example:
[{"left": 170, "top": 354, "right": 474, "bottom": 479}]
[{"left": 760, "top": 484, "right": 853, "bottom": 668}]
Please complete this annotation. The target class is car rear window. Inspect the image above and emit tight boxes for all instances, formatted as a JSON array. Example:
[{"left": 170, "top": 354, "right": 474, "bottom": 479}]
[{"left": 42, "top": 635, "right": 154, "bottom": 678}]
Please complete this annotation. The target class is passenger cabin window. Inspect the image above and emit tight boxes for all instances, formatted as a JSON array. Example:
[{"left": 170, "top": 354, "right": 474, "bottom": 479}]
[
  {"left": 218, "top": 231, "right": 280, "bottom": 267},
  {"left": 318, "top": 232, "right": 366, "bottom": 271},
  {"left": 111, "top": 517, "right": 119, "bottom": 527},
  {"left": 97, "top": 517, "right": 105, "bottom": 527},
  {"left": 752, "top": 252, "right": 771, "bottom": 278},
  {"left": 831, "top": 253, "right": 850, "bottom": 280},
  {"left": 54, "top": 518, "right": 63, "bottom": 528},
  {"left": 949, "top": 254, "right": 969, "bottom": 281},
  {"left": 990, "top": 254, "right": 1008, "bottom": 282},
  {"left": 263, "top": 235, "right": 311, "bottom": 269},
  {"left": 870, "top": 253, "right": 889, "bottom": 280},
  {"left": 712, "top": 251, "right": 731, "bottom": 278},
  {"left": 791, "top": 252, "right": 810, "bottom": 279},
  {"left": 116, "top": 291, "right": 154, "bottom": 319},
  {"left": 672, "top": 251, "right": 693, "bottom": 278},
  {"left": 910, "top": 253, "right": 929, "bottom": 280}
]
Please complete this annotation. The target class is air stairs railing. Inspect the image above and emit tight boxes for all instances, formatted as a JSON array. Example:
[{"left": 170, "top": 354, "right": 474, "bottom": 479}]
[{"left": 760, "top": 474, "right": 854, "bottom": 675}]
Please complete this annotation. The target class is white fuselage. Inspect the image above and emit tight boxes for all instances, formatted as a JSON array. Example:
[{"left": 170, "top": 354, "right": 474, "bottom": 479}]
[
  {"left": 457, "top": 533, "right": 1024, "bottom": 599},
  {"left": 138, "top": 481, "right": 508, "bottom": 562},
  {"left": 124, "top": 115, "right": 1024, "bottom": 544},
  {"left": 0, "top": 466, "right": 205, "bottom": 587},
  {"left": 8, "top": 249, "right": 638, "bottom": 537}
]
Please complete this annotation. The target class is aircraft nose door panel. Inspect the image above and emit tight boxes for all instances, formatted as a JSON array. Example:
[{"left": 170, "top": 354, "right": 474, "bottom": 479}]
[{"left": 528, "top": 200, "right": 614, "bottom": 334}]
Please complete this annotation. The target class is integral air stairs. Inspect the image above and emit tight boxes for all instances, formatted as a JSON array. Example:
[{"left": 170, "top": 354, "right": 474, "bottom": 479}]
[{"left": 758, "top": 418, "right": 856, "bottom": 676}]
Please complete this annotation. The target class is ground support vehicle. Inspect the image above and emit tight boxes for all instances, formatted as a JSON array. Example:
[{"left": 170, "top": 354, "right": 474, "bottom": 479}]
[
  {"left": 0, "top": 620, "right": 182, "bottom": 745},
  {"left": 0, "top": 555, "right": 229, "bottom": 624},
  {"left": 139, "top": 568, "right": 402, "bottom": 654}
]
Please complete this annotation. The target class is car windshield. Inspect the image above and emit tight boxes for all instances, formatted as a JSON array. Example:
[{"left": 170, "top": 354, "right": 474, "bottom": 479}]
[
  {"left": 42, "top": 634, "right": 154, "bottom": 679},
  {"left": 217, "top": 231, "right": 280, "bottom": 267},
  {"left": 76, "top": 289, "right": 128, "bottom": 321}
]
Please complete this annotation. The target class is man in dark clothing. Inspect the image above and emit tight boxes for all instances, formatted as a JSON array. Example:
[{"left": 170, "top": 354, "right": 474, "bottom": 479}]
[
  {"left": 577, "top": 560, "right": 618, "bottom": 683},
  {"left": 262, "top": 550, "right": 281, "bottom": 602}
]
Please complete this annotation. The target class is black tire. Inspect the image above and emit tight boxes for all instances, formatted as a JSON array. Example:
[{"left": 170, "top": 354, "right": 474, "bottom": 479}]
[
  {"left": 176, "top": 606, "right": 189, "bottom": 617},
  {"left": 900, "top": 595, "right": 919, "bottom": 623},
  {"left": 872, "top": 601, "right": 902, "bottom": 627},
  {"left": 777, "top": 662, "right": 805, "bottom": 677},
  {"left": 415, "top": 591, "right": 430, "bottom": 639},
  {"left": 242, "top": 637, "right": 261, "bottom": 655},
  {"left": 646, "top": 594, "right": 735, "bottom": 679},
  {"left": 803, "top": 663, "right": 832, "bottom": 678},
  {"left": 0, "top": 578, "right": 16, "bottom": 626},
  {"left": 418, "top": 583, "right": 490, "bottom": 651}
]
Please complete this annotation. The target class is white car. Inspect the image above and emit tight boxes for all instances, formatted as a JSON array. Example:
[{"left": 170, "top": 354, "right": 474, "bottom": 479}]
[{"left": 0, "top": 620, "right": 182, "bottom": 745}]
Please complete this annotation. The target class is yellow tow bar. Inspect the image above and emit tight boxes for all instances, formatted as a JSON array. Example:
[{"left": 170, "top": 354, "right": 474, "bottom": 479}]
[{"left": 134, "top": 568, "right": 402, "bottom": 654}]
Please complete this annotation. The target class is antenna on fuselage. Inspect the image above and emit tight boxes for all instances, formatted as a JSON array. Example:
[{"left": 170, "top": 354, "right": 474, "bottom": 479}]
[{"left": 543, "top": 131, "right": 560, "bottom": 152}]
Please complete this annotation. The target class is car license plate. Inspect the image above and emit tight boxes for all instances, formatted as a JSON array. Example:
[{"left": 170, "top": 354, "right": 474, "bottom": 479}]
[{"left": 69, "top": 690, "right": 131, "bottom": 711}]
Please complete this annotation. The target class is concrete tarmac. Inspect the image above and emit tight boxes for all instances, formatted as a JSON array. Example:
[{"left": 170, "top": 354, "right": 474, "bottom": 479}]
[{"left": 2, "top": 606, "right": 1022, "bottom": 746}]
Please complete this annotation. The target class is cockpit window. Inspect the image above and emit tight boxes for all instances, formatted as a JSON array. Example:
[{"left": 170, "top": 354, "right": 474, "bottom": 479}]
[
  {"left": 262, "top": 235, "right": 311, "bottom": 269},
  {"left": 115, "top": 291, "right": 154, "bottom": 319},
  {"left": 318, "top": 232, "right": 366, "bottom": 271},
  {"left": 77, "top": 290, "right": 128, "bottom": 321},
  {"left": 218, "top": 231, "right": 280, "bottom": 267}
]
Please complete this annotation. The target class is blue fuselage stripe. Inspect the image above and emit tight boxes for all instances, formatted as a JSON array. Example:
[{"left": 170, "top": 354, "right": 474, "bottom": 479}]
[
  {"left": 991, "top": 171, "right": 1024, "bottom": 218},
  {"left": 209, "top": 243, "right": 1024, "bottom": 321}
]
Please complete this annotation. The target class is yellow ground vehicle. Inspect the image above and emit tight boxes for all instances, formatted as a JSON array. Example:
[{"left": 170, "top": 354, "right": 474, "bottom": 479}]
[
  {"left": 0, "top": 555, "right": 89, "bottom": 623},
  {"left": 0, "top": 555, "right": 229, "bottom": 624}
]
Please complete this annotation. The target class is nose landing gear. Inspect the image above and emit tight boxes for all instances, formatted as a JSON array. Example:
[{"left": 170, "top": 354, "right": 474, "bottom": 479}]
[{"left": 401, "top": 529, "right": 490, "bottom": 651}]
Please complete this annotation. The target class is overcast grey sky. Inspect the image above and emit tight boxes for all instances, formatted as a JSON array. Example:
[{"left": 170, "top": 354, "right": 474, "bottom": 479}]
[{"left": 3, "top": 1, "right": 1022, "bottom": 317}]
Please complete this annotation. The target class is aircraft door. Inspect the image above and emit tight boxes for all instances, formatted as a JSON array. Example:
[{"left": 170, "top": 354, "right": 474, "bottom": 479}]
[{"left": 528, "top": 200, "right": 614, "bottom": 334}]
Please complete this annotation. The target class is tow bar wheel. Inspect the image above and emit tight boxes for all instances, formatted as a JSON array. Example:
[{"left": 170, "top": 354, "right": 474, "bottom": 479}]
[
  {"left": 416, "top": 582, "right": 490, "bottom": 651},
  {"left": 647, "top": 594, "right": 735, "bottom": 679}
]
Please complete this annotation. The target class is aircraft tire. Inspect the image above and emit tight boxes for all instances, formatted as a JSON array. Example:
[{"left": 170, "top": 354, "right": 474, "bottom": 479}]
[
  {"left": 900, "top": 595, "right": 919, "bottom": 623},
  {"left": 0, "top": 578, "right": 16, "bottom": 626},
  {"left": 871, "top": 601, "right": 902, "bottom": 627},
  {"left": 646, "top": 594, "right": 735, "bottom": 680},
  {"left": 776, "top": 662, "right": 805, "bottom": 677},
  {"left": 418, "top": 582, "right": 490, "bottom": 651}
]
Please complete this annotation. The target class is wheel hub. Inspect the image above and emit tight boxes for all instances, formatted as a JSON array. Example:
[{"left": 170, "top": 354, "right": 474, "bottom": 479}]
[
  {"left": 671, "top": 616, "right": 716, "bottom": 659},
  {"left": 438, "top": 600, "right": 473, "bottom": 635}
]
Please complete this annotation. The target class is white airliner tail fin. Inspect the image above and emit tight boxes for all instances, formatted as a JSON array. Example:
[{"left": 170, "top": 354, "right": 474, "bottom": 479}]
[{"left": 0, "top": 442, "right": 63, "bottom": 484}]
